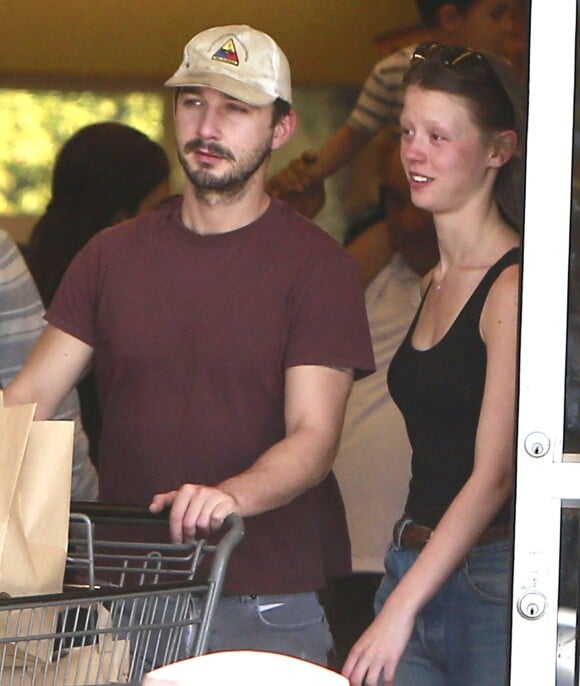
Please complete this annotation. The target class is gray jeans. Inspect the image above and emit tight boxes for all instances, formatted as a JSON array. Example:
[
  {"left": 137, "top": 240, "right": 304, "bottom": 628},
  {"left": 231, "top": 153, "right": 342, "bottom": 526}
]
[
  {"left": 207, "top": 592, "right": 333, "bottom": 665},
  {"left": 116, "top": 591, "right": 333, "bottom": 680}
]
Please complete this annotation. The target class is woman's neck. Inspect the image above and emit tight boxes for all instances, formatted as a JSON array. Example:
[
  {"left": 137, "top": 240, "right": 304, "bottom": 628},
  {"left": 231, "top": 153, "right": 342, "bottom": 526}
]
[{"left": 433, "top": 201, "right": 517, "bottom": 270}]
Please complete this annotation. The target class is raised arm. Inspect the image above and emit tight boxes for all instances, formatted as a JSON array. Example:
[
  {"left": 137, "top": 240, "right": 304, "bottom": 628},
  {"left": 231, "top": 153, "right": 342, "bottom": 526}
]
[
  {"left": 266, "top": 125, "right": 371, "bottom": 218},
  {"left": 150, "top": 364, "right": 354, "bottom": 541},
  {"left": 343, "top": 264, "right": 519, "bottom": 685}
]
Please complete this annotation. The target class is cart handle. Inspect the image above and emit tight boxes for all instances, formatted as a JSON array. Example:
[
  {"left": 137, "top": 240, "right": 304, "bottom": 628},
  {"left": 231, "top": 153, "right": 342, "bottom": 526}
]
[
  {"left": 70, "top": 501, "right": 169, "bottom": 522},
  {"left": 70, "top": 501, "right": 245, "bottom": 540}
]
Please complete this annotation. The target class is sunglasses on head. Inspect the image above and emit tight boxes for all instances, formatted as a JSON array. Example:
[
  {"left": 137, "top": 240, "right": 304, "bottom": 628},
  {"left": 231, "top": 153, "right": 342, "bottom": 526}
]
[{"left": 410, "top": 41, "right": 489, "bottom": 75}]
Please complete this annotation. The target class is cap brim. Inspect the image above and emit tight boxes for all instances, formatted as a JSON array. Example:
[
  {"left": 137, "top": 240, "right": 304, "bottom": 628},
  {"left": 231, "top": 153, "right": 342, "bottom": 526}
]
[{"left": 164, "top": 72, "right": 276, "bottom": 107}]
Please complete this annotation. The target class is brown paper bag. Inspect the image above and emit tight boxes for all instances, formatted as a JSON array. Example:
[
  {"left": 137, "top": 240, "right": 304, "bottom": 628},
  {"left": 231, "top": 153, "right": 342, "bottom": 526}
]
[
  {"left": 5, "top": 603, "right": 130, "bottom": 685},
  {"left": 0, "top": 391, "right": 74, "bottom": 663},
  {"left": 0, "top": 391, "right": 73, "bottom": 597}
]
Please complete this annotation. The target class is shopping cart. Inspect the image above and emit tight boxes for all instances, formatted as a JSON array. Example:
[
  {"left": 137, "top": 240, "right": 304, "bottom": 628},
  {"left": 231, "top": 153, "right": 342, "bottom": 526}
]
[{"left": 0, "top": 501, "right": 244, "bottom": 685}]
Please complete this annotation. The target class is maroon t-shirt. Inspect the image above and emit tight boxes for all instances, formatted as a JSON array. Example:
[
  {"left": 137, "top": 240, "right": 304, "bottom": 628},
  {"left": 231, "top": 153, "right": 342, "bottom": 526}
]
[{"left": 48, "top": 196, "right": 375, "bottom": 594}]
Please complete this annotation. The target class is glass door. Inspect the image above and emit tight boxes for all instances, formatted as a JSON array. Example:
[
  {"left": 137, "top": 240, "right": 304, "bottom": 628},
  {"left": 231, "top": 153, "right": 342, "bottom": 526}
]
[{"left": 510, "top": 0, "right": 579, "bottom": 683}]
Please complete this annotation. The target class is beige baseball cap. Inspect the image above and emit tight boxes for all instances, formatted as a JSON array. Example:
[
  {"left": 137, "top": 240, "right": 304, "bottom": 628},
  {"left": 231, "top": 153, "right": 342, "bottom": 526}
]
[{"left": 165, "top": 25, "right": 292, "bottom": 106}]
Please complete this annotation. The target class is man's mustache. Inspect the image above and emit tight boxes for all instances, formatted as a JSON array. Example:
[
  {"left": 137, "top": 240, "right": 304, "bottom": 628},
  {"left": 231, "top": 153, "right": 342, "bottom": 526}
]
[{"left": 183, "top": 138, "right": 235, "bottom": 161}]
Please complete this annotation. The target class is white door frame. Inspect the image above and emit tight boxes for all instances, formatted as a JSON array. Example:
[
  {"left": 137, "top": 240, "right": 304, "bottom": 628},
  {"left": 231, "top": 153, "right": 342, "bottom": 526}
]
[{"left": 510, "top": 0, "right": 578, "bottom": 683}]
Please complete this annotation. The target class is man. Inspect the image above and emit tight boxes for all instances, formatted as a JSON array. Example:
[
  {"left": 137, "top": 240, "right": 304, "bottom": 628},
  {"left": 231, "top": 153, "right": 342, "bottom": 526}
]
[{"left": 5, "top": 25, "right": 374, "bottom": 664}]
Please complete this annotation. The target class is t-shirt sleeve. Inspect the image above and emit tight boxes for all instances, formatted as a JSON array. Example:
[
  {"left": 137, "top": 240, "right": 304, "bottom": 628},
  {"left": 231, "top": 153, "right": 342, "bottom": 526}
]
[
  {"left": 46, "top": 232, "right": 103, "bottom": 346},
  {"left": 284, "top": 249, "right": 375, "bottom": 379}
]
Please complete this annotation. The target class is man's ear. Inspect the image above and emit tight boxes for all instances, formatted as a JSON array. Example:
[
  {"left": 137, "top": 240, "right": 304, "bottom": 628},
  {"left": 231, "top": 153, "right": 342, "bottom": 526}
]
[
  {"left": 271, "top": 110, "right": 297, "bottom": 151},
  {"left": 488, "top": 130, "right": 518, "bottom": 168}
]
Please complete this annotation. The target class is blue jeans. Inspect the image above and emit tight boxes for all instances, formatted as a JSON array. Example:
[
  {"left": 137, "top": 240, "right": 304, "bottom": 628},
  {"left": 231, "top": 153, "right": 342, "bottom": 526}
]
[{"left": 375, "top": 540, "right": 511, "bottom": 686}]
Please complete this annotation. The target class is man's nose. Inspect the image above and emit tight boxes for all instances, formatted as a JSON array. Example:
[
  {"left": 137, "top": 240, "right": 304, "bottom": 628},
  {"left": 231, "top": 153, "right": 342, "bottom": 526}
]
[{"left": 197, "top": 106, "right": 222, "bottom": 140}]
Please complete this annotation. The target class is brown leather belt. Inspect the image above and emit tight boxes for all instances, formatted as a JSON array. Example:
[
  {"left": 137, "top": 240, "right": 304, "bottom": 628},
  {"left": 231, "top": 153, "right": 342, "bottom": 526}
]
[{"left": 393, "top": 516, "right": 511, "bottom": 550}]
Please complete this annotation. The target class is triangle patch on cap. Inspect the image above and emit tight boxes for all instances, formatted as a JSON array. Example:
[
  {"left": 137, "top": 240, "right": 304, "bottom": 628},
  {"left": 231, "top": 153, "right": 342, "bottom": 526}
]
[{"left": 211, "top": 39, "right": 240, "bottom": 66}]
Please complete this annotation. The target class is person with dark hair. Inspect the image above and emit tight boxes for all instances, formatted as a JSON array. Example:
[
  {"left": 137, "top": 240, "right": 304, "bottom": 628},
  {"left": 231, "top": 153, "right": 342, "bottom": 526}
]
[
  {"left": 25, "top": 122, "right": 171, "bottom": 461},
  {"left": 343, "top": 43, "right": 523, "bottom": 686},
  {"left": 5, "top": 25, "right": 374, "bottom": 664},
  {"left": 27, "top": 122, "right": 170, "bottom": 307}
]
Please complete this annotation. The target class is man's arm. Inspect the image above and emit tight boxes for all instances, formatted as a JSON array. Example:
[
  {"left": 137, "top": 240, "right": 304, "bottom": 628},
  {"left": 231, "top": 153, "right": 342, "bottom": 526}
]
[
  {"left": 4, "top": 324, "right": 93, "bottom": 420},
  {"left": 150, "top": 364, "right": 354, "bottom": 542}
]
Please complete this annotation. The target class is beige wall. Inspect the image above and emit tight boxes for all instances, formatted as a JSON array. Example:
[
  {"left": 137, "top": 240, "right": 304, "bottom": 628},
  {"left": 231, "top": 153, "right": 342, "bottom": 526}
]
[{"left": 0, "top": 1, "right": 419, "bottom": 88}]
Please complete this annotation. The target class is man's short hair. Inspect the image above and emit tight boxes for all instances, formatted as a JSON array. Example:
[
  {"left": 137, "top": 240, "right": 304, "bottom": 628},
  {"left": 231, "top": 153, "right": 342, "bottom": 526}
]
[{"left": 272, "top": 98, "right": 292, "bottom": 126}]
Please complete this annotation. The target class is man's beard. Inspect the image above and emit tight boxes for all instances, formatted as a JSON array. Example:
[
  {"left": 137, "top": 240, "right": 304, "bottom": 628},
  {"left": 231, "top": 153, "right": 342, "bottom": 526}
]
[{"left": 178, "top": 136, "right": 272, "bottom": 200}]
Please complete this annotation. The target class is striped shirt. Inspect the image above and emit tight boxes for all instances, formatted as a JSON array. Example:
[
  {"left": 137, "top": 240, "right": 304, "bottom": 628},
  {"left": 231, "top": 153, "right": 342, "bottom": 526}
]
[
  {"left": 0, "top": 229, "right": 98, "bottom": 500},
  {"left": 347, "top": 45, "right": 415, "bottom": 136}
]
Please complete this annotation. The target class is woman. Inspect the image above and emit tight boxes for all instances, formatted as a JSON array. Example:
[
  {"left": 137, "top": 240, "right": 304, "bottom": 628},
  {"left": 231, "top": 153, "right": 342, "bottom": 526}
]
[
  {"left": 25, "top": 122, "right": 171, "bottom": 462},
  {"left": 343, "top": 42, "right": 524, "bottom": 686}
]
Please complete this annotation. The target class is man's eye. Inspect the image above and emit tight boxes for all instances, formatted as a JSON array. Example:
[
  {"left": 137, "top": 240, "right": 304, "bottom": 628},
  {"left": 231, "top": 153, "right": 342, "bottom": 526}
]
[{"left": 227, "top": 103, "right": 250, "bottom": 113}]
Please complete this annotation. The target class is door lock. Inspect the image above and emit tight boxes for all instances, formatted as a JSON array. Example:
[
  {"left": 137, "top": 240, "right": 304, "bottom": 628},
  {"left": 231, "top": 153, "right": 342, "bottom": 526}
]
[
  {"left": 524, "top": 432, "right": 550, "bottom": 458},
  {"left": 517, "top": 589, "right": 547, "bottom": 619}
]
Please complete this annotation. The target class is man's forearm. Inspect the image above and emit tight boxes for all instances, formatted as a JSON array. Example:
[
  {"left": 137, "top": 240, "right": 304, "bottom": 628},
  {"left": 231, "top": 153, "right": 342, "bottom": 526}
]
[{"left": 218, "top": 424, "right": 340, "bottom": 517}]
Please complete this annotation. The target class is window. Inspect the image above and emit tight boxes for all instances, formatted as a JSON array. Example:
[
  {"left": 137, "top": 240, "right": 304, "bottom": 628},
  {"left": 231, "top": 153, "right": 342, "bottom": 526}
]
[
  {"left": 0, "top": 89, "right": 164, "bottom": 214},
  {"left": 1, "top": 83, "right": 370, "bottom": 246}
]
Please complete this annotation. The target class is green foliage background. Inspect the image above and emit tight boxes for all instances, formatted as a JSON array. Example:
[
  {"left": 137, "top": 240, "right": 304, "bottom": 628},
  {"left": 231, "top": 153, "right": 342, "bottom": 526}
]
[{"left": 0, "top": 90, "right": 165, "bottom": 214}]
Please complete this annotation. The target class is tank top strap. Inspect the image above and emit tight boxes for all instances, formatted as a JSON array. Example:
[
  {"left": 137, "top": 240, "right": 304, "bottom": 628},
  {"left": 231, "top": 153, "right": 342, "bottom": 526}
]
[
  {"left": 466, "top": 246, "right": 520, "bottom": 317},
  {"left": 404, "top": 247, "right": 520, "bottom": 344}
]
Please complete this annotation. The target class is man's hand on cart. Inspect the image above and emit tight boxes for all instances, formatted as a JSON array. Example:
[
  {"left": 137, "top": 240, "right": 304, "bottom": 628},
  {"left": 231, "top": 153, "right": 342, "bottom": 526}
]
[{"left": 149, "top": 484, "right": 240, "bottom": 543}]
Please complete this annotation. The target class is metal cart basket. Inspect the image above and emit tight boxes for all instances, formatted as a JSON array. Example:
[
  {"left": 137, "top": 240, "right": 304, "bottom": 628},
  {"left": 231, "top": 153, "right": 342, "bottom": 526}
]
[{"left": 0, "top": 501, "right": 244, "bottom": 685}]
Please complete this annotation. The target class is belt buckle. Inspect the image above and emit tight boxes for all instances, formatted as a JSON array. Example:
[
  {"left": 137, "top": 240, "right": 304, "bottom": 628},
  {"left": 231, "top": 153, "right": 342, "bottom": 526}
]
[{"left": 394, "top": 516, "right": 413, "bottom": 547}]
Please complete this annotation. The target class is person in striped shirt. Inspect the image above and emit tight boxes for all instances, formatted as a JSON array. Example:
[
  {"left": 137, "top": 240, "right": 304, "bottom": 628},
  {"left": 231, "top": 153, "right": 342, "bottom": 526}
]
[
  {"left": 0, "top": 229, "right": 98, "bottom": 500},
  {"left": 267, "top": 0, "right": 520, "bottom": 242}
]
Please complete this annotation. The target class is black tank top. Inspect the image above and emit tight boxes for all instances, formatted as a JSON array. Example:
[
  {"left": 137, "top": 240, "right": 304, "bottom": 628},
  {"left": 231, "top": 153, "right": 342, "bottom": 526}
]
[{"left": 387, "top": 248, "right": 519, "bottom": 528}]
